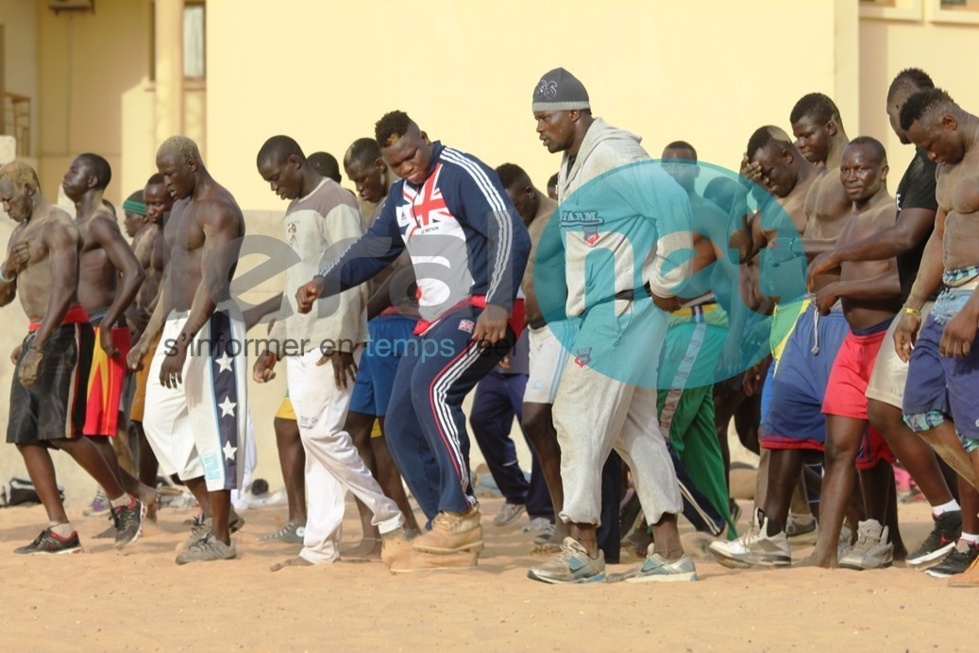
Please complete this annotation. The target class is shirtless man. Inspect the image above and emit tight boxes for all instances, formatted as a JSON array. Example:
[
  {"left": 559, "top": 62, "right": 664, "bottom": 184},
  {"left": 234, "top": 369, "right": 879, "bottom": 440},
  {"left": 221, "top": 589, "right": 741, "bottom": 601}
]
[
  {"left": 710, "top": 125, "right": 836, "bottom": 567},
  {"left": 61, "top": 154, "right": 153, "bottom": 514},
  {"left": 806, "top": 137, "right": 902, "bottom": 568},
  {"left": 896, "top": 88, "right": 979, "bottom": 586},
  {"left": 127, "top": 174, "right": 172, "bottom": 498},
  {"left": 807, "top": 70, "right": 976, "bottom": 576},
  {"left": 340, "top": 136, "right": 420, "bottom": 555},
  {"left": 0, "top": 161, "right": 144, "bottom": 553},
  {"left": 127, "top": 136, "right": 248, "bottom": 564}
]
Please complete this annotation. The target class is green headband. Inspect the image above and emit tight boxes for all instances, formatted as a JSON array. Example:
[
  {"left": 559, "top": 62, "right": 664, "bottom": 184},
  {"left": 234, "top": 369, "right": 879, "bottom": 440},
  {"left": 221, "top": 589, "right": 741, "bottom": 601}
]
[{"left": 123, "top": 199, "right": 146, "bottom": 217}]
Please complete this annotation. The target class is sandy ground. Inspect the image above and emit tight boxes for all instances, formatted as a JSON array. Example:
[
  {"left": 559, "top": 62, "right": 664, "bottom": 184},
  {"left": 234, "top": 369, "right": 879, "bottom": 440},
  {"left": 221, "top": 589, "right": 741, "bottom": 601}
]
[{"left": 0, "top": 492, "right": 972, "bottom": 653}]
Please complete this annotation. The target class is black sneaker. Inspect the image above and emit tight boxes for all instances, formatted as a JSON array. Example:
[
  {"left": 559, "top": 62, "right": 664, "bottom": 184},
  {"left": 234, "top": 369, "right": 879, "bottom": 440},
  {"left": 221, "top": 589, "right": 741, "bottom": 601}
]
[
  {"left": 113, "top": 498, "right": 146, "bottom": 550},
  {"left": 926, "top": 541, "right": 979, "bottom": 579},
  {"left": 15, "top": 528, "right": 82, "bottom": 555},
  {"left": 908, "top": 510, "right": 961, "bottom": 568}
]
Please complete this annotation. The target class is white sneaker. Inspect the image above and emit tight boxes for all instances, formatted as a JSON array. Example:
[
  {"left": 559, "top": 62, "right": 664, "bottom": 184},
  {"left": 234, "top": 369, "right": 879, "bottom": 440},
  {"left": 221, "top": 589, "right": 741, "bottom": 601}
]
[
  {"left": 709, "top": 508, "right": 791, "bottom": 568},
  {"left": 839, "top": 520, "right": 893, "bottom": 570}
]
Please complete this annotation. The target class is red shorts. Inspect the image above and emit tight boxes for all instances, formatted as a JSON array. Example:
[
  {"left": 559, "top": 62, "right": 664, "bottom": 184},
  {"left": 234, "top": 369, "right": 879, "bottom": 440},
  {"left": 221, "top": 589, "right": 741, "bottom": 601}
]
[
  {"left": 822, "top": 324, "right": 895, "bottom": 471},
  {"left": 84, "top": 325, "right": 132, "bottom": 437}
]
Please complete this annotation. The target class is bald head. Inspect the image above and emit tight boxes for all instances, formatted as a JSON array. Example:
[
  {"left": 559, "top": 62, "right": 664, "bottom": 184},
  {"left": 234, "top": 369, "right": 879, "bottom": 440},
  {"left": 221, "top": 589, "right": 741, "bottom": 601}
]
[{"left": 257, "top": 135, "right": 305, "bottom": 168}]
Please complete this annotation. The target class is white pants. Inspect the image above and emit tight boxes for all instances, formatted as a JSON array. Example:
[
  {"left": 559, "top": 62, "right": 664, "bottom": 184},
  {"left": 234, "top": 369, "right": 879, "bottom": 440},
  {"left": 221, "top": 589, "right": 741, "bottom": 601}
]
[
  {"left": 524, "top": 322, "right": 573, "bottom": 405},
  {"left": 553, "top": 301, "right": 682, "bottom": 525},
  {"left": 143, "top": 308, "right": 250, "bottom": 492},
  {"left": 287, "top": 349, "right": 403, "bottom": 564}
]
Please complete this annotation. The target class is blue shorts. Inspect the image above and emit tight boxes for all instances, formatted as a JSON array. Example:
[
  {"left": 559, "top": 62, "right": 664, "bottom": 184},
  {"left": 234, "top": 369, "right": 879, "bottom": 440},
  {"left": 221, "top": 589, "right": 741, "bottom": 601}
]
[
  {"left": 903, "top": 288, "right": 979, "bottom": 450},
  {"left": 349, "top": 315, "right": 416, "bottom": 417},
  {"left": 761, "top": 304, "right": 848, "bottom": 452}
]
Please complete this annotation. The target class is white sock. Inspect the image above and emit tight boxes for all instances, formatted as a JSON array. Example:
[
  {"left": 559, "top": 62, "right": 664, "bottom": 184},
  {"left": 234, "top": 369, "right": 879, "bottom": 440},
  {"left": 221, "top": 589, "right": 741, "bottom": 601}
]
[
  {"left": 109, "top": 493, "right": 132, "bottom": 509},
  {"left": 960, "top": 532, "right": 979, "bottom": 546},
  {"left": 50, "top": 522, "right": 74, "bottom": 538},
  {"left": 932, "top": 499, "right": 960, "bottom": 517}
]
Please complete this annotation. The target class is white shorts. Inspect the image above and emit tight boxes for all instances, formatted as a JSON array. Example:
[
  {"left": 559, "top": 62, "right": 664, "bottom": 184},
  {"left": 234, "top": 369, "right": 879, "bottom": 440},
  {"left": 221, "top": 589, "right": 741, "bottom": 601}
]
[
  {"left": 865, "top": 302, "right": 933, "bottom": 409},
  {"left": 142, "top": 306, "right": 250, "bottom": 492},
  {"left": 524, "top": 323, "right": 571, "bottom": 405}
]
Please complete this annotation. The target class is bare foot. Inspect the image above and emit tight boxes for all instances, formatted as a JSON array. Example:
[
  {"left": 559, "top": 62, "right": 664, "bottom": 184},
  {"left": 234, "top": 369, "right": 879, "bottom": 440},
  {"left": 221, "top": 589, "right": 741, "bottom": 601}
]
[
  {"left": 340, "top": 538, "right": 381, "bottom": 561},
  {"left": 799, "top": 552, "right": 837, "bottom": 569},
  {"left": 270, "top": 556, "right": 314, "bottom": 572}
]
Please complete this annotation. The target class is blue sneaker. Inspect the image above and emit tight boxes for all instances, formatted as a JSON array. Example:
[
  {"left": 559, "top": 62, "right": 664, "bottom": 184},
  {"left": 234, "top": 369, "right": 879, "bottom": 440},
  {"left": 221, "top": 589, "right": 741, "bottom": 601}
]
[{"left": 527, "top": 537, "right": 605, "bottom": 584}]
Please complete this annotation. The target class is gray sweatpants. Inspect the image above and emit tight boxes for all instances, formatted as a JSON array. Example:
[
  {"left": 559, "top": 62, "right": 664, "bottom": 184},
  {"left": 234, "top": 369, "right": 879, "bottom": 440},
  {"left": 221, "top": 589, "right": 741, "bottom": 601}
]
[{"left": 553, "top": 299, "right": 682, "bottom": 526}]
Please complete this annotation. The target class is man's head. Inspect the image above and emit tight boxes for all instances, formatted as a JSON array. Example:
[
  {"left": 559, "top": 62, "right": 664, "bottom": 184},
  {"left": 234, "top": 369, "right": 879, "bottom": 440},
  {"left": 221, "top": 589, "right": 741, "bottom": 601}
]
[
  {"left": 344, "top": 138, "right": 389, "bottom": 203},
  {"left": 546, "top": 172, "right": 559, "bottom": 201},
  {"left": 900, "top": 88, "right": 965, "bottom": 165},
  {"left": 122, "top": 189, "right": 147, "bottom": 238},
  {"left": 790, "top": 93, "right": 844, "bottom": 165},
  {"left": 661, "top": 140, "right": 699, "bottom": 193},
  {"left": 375, "top": 110, "right": 433, "bottom": 185},
  {"left": 308, "top": 152, "right": 342, "bottom": 184},
  {"left": 62, "top": 153, "right": 112, "bottom": 201},
  {"left": 257, "top": 135, "right": 310, "bottom": 201},
  {"left": 746, "top": 125, "right": 801, "bottom": 199},
  {"left": 840, "top": 136, "right": 888, "bottom": 203},
  {"left": 0, "top": 161, "right": 42, "bottom": 224},
  {"left": 143, "top": 173, "right": 172, "bottom": 226},
  {"left": 887, "top": 68, "right": 934, "bottom": 144},
  {"left": 156, "top": 135, "right": 204, "bottom": 200},
  {"left": 496, "top": 163, "right": 538, "bottom": 225},
  {"left": 532, "top": 67, "right": 593, "bottom": 155}
]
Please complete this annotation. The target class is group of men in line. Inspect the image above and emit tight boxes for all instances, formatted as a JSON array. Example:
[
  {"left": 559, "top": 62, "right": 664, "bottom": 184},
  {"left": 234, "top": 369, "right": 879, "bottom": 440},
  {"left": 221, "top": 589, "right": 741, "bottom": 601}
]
[{"left": 3, "top": 64, "right": 979, "bottom": 587}]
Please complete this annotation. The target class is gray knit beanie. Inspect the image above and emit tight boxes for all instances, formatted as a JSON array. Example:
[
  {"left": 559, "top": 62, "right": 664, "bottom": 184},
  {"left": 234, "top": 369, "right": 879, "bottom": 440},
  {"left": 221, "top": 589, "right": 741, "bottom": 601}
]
[{"left": 532, "top": 68, "right": 590, "bottom": 112}]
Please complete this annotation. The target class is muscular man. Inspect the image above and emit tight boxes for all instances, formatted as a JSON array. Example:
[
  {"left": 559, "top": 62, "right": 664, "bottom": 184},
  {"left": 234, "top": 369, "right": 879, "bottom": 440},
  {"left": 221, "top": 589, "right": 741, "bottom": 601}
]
[
  {"left": 710, "top": 125, "right": 837, "bottom": 567},
  {"left": 127, "top": 174, "right": 173, "bottom": 510},
  {"left": 526, "top": 68, "right": 696, "bottom": 584},
  {"left": 808, "top": 70, "right": 976, "bottom": 576},
  {"left": 806, "top": 137, "right": 902, "bottom": 568},
  {"left": 339, "top": 137, "right": 421, "bottom": 556},
  {"left": 897, "top": 88, "right": 979, "bottom": 587},
  {"left": 61, "top": 155, "right": 155, "bottom": 522},
  {"left": 127, "top": 136, "right": 249, "bottom": 564},
  {"left": 0, "top": 161, "right": 144, "bottom": 553},
  {"left": 297, "top": 110, "right": 530, "bottom": 572},
  {"left": 253, "top": 135, "right": 405, "bottom": 570}
]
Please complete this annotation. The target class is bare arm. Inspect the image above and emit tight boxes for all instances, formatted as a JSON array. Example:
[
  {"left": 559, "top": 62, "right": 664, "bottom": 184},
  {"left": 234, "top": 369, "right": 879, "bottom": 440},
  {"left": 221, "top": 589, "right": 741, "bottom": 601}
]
[
  {"left": 91, "top": 216, "right": 146, "bottom": 332},
  {"left": 905, "top": 208, "right": 947, "bottom": 311},
  {"left": 0, "top": 227, "right": 27, "bottom": 307}
]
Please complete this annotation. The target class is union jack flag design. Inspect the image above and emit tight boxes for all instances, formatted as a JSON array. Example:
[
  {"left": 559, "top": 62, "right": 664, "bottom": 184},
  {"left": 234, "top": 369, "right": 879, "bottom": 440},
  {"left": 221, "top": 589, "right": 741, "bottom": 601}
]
[{"left": 403, "top": 163, "right": 450, "bottom": 239}]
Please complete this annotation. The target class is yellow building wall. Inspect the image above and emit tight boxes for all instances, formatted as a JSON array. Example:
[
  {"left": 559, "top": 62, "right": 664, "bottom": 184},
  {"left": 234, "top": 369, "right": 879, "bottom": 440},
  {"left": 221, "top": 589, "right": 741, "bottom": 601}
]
[
  {"left": 0, "top": 0, "right": 38, "bottom": 155},
  {"left": 2, "top": 0, "right": 864, "bottom": 503},
  {"left": 206, "top": 0, "right": 859, "bottom": 213},
  {"left": 859, "top": 11, "right": 979, "bottom": 171}
]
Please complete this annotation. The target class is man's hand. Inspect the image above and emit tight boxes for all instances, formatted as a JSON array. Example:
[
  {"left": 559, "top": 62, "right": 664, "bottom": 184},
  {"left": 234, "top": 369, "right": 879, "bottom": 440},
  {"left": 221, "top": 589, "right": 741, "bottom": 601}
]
[
  {"left": 253, "top": 350, "right": 278, "bottom": 383},
  {"left": 814, "top": 282, "right": 840, "bottom": 315},
  {"left": 894, "top": 311, "right": 921, "bottom": 362},
  {"left": 740, "top": 154, "right": 768, "bottom": 189},
  {"left": 3, "top": 241, "right": 31, "bottom": 279},
  {"left": 127, "top": 339, "right": 149, "bottom": 372},
  {"left": 498, "top": 355, "right": 511, "bottom": 372},
  {"left": 318, "top": 350, "right": 358, "bottom": 389},
  {"left": 940, "top": 307, "right": 979, "bottom": 359},
  {"left": 473, "top": 304, "right": 508, "bottom": 347},
  {"left": 98, "top": 326, "right": 119, "bottom": 358},
  {"left": 296, "top": 277, "right": 326, "bottom": 314},
  {"left": 9, "top": 343, "right": 21, "bottom": 365},
  {"left": 807, "top": 251, "right": 839, "bottom": 290},
  {"left": 651, "top": 293, "right": 682, "bottom": 313},
  {"left": 18, "top": 346, "right": 42, "bottom": 387},
  {"left": 159, "top": 336, "right": 188, "bottom": 388}
]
